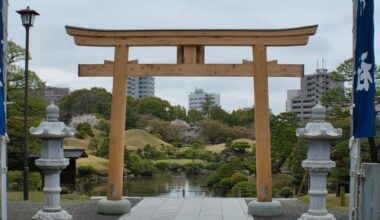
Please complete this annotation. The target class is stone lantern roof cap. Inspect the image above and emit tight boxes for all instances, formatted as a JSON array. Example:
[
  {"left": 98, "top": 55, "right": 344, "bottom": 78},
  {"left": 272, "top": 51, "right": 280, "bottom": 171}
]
[
  {"left": 30, "top": 102, "right": 75, "bottom": 138},
  {"left": 296, "top": 104, "right": 342, "bottom": 139},
  {"left": 311, "top": 104, "right": 326, "bottom": 122},
  {"left": 46, "top": 102, "right": 60, "bottom": 122}
]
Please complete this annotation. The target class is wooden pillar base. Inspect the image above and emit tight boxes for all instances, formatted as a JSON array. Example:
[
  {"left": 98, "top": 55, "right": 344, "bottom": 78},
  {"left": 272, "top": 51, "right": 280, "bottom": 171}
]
[{"left": 97, "top": 199, "right": 131, "bottom": 215}]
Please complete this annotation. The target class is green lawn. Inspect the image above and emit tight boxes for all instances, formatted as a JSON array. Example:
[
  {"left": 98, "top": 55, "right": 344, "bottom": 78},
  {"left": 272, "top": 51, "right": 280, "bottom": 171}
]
[
  {"left": 8, "top": 191, "right": 89, "bottom": 202},
  {"left": 205, "top": 143, "right": 226, "bottom": 154},
  {"left": 299, "top": 194, "right": 350, "bottom": 212}
]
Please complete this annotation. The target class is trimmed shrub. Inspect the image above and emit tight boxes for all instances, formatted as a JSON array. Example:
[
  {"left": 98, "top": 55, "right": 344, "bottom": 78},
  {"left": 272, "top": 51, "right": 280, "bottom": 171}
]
[
  {"left": 142, "top": 144, "right": 162, "bottom": 160},
  {"left": 29, "top": 172, "right": 42, "bottom": 191},
  {"left": 206, "top": 157, "right": 244, "bottom": 188},
  {"left": 244, "top": 161, "right": 256, "bottom": 174},
  {"left": 7, "top": 171, "right": 23, "bottom": 191},
  {"left": 75, "top": 122, "right": 94, "bottom": 138},
  {"left": 139, "top": 160, "right": 156, "bottom": 176},
  {"left": 61, "top": 186, "right": 69, "bottom": 194},
  {"left": 228, "top": 181, "right": 257, "bottom": 197},
  {"left": 272, "top": 188, "right": 280, "bottom": 198},
  {"left": 219, "top": 178, "right": 232, "bottom": 190},
  {"left": 205, "top": 162, "right": 220, "bottom": 171},
  {"left": 154, "top": 162, "right": 169, "bottom": 171},
  {"left": 78, "top": 165, "right": 97, "bottom": 177},
  {"left": 98, "top": 138, "right": 110, "bottom": 158},
  {"left": 206, "top": 174, "right": 220, "bottom": 187},
  {"left": 74, "top": 130, "right": 86, "bottom": 139},
  {"left": 184, "top": 163, "right": 205, "bottom": 175},
  {"left": 127, "top": 153, "right": 156, "bottom": 176},
  {"left": 278, "top": 186, "right": 293, "bottom": 198},
  {"left": 231, "top": 141, "right": 251, "bottom": 152},
  {"left": 230, "top": 172, "right": 248, "bottom": 186},
  {"left": 168, "top": 163, "right": 182, "bottom": 171}
]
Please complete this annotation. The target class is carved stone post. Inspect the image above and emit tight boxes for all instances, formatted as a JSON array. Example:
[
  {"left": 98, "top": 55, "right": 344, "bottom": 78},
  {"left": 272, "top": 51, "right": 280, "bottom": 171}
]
[
  {"left": 31, "top": 102, "right": 75, "bottom": 220},
  {"left": 297, "top": 105, "right": 342, "bottom": 220}
]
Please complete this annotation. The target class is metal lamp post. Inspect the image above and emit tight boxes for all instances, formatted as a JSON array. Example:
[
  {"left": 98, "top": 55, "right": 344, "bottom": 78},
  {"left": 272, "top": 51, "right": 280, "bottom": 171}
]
[{"left": 16, "top": 6, "right": 39, "bottom": 201}]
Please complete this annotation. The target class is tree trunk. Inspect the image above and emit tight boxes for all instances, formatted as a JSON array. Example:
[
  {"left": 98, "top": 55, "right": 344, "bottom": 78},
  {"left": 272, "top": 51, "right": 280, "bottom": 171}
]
[{"left": 336, "top": 184, "right": 341, "bottom": 197}]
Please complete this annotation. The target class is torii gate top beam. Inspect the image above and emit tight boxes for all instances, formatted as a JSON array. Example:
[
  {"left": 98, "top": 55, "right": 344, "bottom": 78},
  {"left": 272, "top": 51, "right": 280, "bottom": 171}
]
[{"left": 65, "top": 25, "right": 318, "bottom": 47}]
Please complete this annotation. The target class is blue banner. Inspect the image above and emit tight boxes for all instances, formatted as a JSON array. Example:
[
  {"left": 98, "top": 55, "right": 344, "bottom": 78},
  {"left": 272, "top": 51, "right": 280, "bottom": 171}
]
[
  {"left": 353, "top": 0, "right": 376, "bottom": 138},
  {"left": 0, "top": 0, "right": 4, "bottom": 136}
]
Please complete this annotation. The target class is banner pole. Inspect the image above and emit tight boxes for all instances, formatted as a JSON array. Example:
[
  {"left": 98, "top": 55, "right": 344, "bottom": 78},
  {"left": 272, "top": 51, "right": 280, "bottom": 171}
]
[
  {"left": 0, "top": 135, "right": 7, "bottom": 220},
  {"left": 349, "top": 137, "right": 360, "bottom": 220},
  {"left": 349, "top": 0, "right": 358, "bottom": 219}
]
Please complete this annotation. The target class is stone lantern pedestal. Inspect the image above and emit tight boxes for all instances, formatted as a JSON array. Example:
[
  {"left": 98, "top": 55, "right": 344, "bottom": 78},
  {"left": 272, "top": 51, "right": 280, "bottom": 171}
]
[
  {"left": 296, "top": 105, "right": 342, "bottom": 220},
  {"left": 30, "top": 103, "right": 75, "bottom": 220}
]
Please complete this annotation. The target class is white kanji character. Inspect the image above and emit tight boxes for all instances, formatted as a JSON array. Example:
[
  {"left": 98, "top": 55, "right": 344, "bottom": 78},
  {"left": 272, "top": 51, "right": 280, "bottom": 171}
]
[
  {"left": 360, "top": 0, "right": 366, "bottom": 15},
  {"left": 356, "top": 51, "right": 373, "bottom": 92}
]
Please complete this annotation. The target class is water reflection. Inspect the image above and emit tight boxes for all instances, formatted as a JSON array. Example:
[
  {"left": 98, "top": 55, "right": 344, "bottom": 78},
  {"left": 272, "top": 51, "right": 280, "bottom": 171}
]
[{"left": 81, "top": 172, "right": 221, "bottom": 197}]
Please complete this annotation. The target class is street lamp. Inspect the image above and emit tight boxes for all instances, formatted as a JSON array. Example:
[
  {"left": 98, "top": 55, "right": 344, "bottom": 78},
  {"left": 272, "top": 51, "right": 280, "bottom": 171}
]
[{"left": 16, "top": 6, "right": 39, "bottom": 201}]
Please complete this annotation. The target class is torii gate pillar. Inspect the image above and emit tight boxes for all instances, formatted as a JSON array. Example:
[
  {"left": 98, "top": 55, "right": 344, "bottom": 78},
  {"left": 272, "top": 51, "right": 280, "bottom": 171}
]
[
  {"left": 247, "top": 45, "right": 282, "bottom": 216},
  {"left": 97, "top": 45, "right": 131, "bottom": 215}
]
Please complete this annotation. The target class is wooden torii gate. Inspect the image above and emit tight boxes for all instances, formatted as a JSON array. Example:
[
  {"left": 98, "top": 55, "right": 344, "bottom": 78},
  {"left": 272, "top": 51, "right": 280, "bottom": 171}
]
[{"left": 66, "top": 25, "right": 317, "bottom": 208}]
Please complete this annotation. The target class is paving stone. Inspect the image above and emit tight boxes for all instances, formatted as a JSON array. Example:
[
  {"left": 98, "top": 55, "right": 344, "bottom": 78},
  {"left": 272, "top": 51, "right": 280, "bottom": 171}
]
[{"left": 121, "top": 197, "right": 254, "bottom": 220}]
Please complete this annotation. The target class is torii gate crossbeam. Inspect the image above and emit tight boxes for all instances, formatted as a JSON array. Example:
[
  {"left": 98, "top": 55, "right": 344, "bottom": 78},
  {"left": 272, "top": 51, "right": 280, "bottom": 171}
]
[{"left": 66, "top": 25, "right": 317, "bottom": 216}]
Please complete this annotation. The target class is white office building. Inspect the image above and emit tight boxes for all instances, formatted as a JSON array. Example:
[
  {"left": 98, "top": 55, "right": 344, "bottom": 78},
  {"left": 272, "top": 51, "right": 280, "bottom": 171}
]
[
  {"left": 188, "top": 88, "right": 220, "bottom": 111},
  {"left": 286, "top": 89, "right": 300, "bottom": 112},
  {"left": 127, "top": 77, "right": 155, "bottom": 99},
  {"left": 286, "top": 68, "right": 344, "bottom": 120}
]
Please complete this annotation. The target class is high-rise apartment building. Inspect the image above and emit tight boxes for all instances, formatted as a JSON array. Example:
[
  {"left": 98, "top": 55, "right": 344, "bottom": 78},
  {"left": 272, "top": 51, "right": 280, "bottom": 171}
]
[
  {"left": 188, "top": 88, "right": 220, "bottom": 111},
  {"left": 31, "top": 86, "right": 70, "bottom": 101},
  {"left": 286, "top": 68, "right": 344, "bottom": 120},
  {"left": 127, "top": 77, "right": 155, "bottom": 99}
]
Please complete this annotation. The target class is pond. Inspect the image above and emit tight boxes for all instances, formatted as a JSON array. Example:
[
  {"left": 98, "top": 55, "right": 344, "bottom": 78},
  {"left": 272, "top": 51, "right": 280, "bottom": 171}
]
[{"left": 80, "top": 172, "right": 223, "bottom": 197}]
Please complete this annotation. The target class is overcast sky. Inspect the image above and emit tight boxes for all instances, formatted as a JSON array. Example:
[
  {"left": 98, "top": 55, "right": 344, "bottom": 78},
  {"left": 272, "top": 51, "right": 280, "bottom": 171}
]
[{"left": 7, "top": 0, "right": 380, "bottom": 114}]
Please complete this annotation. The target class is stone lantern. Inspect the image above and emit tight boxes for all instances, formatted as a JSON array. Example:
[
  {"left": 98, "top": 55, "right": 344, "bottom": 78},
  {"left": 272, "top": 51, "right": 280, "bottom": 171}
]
[
  {"left": 30, "top": 102, "right": 75, "bottom": 220},
  {"left": 296, "top": 105, "right": 342, "bottom": 220}
]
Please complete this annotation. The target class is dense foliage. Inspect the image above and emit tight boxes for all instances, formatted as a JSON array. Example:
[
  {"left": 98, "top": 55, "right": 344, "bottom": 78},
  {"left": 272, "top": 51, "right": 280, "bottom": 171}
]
[
  {"left": 6, "top": 41, "right": 47, "bottom": 170},
  {"left": 321, "top": 58, "right": 380, "bottom": 195},
  {"left": 59, "top": 87, "right": 112, "bottom": 122},
  {"left": 7, "top": 171, "right": 42, "bottom": 191},
  {"left": 270, "top": 112, "right": 299, "bottom": 173}
]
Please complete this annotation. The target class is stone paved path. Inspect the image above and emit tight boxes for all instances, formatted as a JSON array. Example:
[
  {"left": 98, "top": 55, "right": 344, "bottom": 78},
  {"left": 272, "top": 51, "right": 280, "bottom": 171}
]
[
  {"left": 120, "top": 197, "right": 253, "bottom": 220},
  {"left": 8, "top": 199, "right": 141, "bottom": 220}
]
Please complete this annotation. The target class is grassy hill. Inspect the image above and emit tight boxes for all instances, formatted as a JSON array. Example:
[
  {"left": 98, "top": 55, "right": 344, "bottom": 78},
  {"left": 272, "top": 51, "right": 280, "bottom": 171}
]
[
  {"left": 64, "top": 128, "right": 253, "bottom": 157},
  {"left": 124, "top": 129, "right": 171, "bottom": 150},
  {"left": 64, "top": 137, "right": 90, "bottom": 150},
  {"left": 64, "top": 129, "right": 171, "bottom": 152},
  {"left": 77, "top": 155, "right": 109, "bottom": 175}
]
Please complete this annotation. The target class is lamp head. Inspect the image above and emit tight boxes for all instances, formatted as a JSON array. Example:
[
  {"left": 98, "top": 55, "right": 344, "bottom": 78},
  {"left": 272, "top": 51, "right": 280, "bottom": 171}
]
[{"left": 16, "top": 6, "right": 39, "bottom": 28}]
